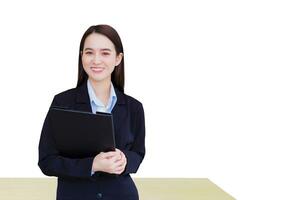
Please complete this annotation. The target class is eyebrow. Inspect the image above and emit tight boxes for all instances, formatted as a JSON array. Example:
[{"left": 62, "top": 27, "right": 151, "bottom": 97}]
[{"left": 84, "top": 48, "right": 112, "bottom": 51}]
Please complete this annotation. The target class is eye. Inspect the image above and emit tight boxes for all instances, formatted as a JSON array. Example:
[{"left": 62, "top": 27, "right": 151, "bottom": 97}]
[
  {"left": 102, "top": 52, "right": 110, "bottom": 56},
  {"left": 85, "top": 51, "right": 93, "bottom": 55}
]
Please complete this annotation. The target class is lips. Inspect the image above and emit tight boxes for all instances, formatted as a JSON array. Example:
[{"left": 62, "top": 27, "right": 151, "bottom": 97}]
[{"left": 91, "top": 67, "right": 104, "bottom": 73}]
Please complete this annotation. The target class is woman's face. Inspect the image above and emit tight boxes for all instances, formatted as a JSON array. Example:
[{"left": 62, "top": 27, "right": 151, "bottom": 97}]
[{"left": 81, "top": 33, "right": 123, "bottom": 83}]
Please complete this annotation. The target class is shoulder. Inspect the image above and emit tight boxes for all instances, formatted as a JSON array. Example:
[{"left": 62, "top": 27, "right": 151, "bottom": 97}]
[
  {"left": 123, "top": 93, "right": 145, "bottom": 123},
  {"left": 122, "top": 93, "right": 145, "bottom": 123},
  {"left": 125, "top": 93, "right": 143, "bottom": 107},
  {"left": 51, "top": 87, "right": 78, "bottom": 107},
  {"left": 118, "top": 90, "right": 143, "bottom": 106},
  {"left": 116, "top": 89, "right": 144, "bottom": 113},
  {"left": 54, "top": 87, "right": 77, "bottom": 102}
]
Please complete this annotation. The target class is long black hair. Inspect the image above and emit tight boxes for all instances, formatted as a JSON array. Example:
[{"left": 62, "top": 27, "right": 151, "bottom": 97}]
[{"left": 76, "top": 24, "right": 125, "bottom": 92}]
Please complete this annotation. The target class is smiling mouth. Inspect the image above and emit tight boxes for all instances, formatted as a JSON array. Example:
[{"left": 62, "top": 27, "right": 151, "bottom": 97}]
[{"left": 91, "top": 67, "right": 104, "bottom": 72}]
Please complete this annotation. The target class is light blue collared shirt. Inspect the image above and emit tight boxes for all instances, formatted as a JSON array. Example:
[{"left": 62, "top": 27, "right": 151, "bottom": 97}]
[
  {"left": 87, "top": 79, "right": 117, "bottom": 114},
  {"left": 87, "top": 79, "right": 117, "bottom": 175}
]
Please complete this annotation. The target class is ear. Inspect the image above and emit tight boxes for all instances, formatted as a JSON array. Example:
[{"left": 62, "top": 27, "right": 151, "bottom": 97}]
[{"left": 115, "top": 53, "right": 123, "bottom": 66}]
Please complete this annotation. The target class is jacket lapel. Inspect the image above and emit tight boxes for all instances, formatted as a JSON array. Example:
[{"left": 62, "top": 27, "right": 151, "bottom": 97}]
[
  {"left": 111, "top": 89, "right": 127, "bottom": 146},
  {"left": 74, "top": 81, "right": 93, "bottom": 112},
  {"left": 74, "top": 81, "right": 127, "bottom": 134},
  {"left": 75, "top": 82, "right": 128, "bottom": 144}
]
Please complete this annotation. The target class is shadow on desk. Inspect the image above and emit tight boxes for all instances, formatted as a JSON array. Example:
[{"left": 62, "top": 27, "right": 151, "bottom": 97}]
[{"left": 0, "top": 178, "right": 235, "bottom": 200}]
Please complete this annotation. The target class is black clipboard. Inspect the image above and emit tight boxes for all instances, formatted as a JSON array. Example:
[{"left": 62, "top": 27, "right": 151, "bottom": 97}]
[{"left": 48, "top": 107, "right": 116, "bottom": 158}]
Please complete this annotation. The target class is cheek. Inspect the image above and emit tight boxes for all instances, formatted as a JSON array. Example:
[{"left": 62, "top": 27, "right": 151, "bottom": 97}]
[
  {"left": 109, "top": 66, "right": 116, "bottom": 73},
  {"left": 107, "top": 57, "right": 119, "bottom": 67},
  {"left": 82, "top": 56, "right": 91, "bottom": 66},
  {"left": 106, "top": 58, "right": 116, "bottom": 68}
]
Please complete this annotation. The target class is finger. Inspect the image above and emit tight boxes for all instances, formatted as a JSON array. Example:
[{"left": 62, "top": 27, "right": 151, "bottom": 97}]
[
  {"left": 102, "top": 151, "right": 118, "bottom": 159},
  {"left": 110, "top": 155, "right": 121, "bottom": 162},
  {"left": 114, "top": 165, "right": 125, "bottom": 173},
  {"left": 115, "top": 148, "right": 123, "bottom": 157},
  {"left": 111, "top": 155, "right": 122, "bottom": 163},
  {"left": 121, "top": 155, "right": 126, "bottom": 163},
  {"left": 108, "top": 163, "right": 122, "bottom": 174},
  {"left": 114, "top": 159, "right": 124, "bottom": 167},
  {"left": 120, "top": 151, "right": 126, "bottom": 160},
  {"left": 113, "top": 159, "right": 126, "bottom": 172}
]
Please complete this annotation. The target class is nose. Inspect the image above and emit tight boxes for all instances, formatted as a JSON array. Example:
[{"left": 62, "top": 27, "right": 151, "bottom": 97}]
[{"left": 93, "top": 53, "right": 102, "bottom": 64}]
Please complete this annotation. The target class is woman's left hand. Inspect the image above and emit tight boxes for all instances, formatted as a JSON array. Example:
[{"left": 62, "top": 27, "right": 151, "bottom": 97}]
[
  {"left": 109, "top": 148, "right": 127, "bottom": 174},
  {"left": 113, "top": 148, "right": 127, "bottom": 174}
]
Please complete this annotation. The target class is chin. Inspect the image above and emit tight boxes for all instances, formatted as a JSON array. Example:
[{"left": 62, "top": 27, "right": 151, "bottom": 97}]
[{"left": 89, "top": 75, "right": 110, "bottom": 83}]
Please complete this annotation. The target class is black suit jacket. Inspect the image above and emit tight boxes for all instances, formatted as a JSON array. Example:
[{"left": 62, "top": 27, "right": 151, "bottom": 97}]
[{"left": 38, "top": 81, "right": 145, "bottom": 200}]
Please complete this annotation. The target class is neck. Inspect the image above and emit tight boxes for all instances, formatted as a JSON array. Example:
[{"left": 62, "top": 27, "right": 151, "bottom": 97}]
[{"left": 89, "top": 78, "right": 111, "bottom": 106}]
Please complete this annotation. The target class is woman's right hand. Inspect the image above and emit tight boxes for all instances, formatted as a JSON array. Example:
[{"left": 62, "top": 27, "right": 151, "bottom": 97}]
[{"left": 92, "top": 149, "right": 126, "bottom": 174}]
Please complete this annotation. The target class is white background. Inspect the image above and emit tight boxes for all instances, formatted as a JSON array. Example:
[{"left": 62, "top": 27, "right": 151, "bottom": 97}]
[{"left": 0, "top": 0, "right": 299, "bottom": 199}]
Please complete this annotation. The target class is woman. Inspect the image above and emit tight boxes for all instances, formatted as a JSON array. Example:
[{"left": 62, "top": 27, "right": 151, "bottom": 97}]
[{"left": 38, "top": 24, "right": 146, "bottom": 200}]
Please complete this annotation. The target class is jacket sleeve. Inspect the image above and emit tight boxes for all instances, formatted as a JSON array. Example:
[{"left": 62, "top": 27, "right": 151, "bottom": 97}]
[
  {"left": 122, "top": 102, "right": 146, "bottom": 175},
  {"left": 38, "top": 96, "right": 94, "bottom": 179}
]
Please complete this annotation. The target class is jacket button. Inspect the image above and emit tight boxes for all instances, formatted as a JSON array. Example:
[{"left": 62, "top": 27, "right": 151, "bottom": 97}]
[{"left": 96, "top": 193, "right": 102, "bottom": 199}]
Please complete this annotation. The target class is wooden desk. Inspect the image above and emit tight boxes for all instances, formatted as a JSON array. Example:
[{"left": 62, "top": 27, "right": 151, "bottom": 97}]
[{"left": 0, "top": 178, "right": 235, "bottom": 200}]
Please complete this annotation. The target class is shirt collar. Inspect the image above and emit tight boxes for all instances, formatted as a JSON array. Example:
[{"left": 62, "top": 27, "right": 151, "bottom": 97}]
[{"left": 87, "top": 79, "right": 117, "bottom": 109}]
